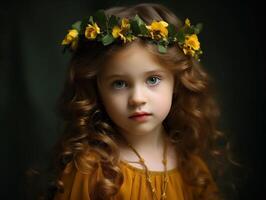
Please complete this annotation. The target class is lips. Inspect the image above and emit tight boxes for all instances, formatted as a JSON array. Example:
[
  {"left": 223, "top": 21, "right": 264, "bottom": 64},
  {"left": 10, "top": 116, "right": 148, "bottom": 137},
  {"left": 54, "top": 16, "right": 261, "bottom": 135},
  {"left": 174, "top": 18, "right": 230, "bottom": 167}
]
[{"left": 129, "top": 112, "right": 151, "bottom": 118}]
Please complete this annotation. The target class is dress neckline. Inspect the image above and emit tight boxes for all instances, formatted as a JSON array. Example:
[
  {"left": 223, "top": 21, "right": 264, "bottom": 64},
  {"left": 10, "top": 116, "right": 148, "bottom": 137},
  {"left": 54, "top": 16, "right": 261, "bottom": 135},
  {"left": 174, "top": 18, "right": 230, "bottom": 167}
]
[{"left": 119, "top": 159, "right": 179, "bottom": 175}]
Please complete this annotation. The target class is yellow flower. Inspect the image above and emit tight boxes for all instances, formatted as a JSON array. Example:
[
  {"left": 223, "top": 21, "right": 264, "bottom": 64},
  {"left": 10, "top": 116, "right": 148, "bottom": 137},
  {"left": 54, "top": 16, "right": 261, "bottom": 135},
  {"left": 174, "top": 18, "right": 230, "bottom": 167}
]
[
  {"left": 121, "top": 18, "right": 130, "bottom": 30},
  {"left": 182, "top": 34, "right": 200, "bottom": 57},
  {"left": 85, "top": 22, "right": 100, "bottom": 40},
  {"left": 112, "top": 26, "right": 127, "bottom": 43},
  {"left": 112, "top": 18, "right": 131, "bottom": 43},
  {"left": 146, "top": 20, "right": 168, "bottom": 40},
  {"left": 183, "top": 48, "right": 196, "bottom": 57},
  {"left": 61, "top": 29, "right": 79, "bottom": 49},
  {"left": 120, "top": 34, "right": 127, "bottom": 43},
  {"left": 125, "top": 35, "right": 136, "bottom": 42},
  {"left": 185, "top": 18, "right": 191, "bottom": 27},
  {"left": 112, "top": 26, "right": 122, "bottom": 38},
  {"left": 184, "top": 34, "right": 200, "bottom": 50}
]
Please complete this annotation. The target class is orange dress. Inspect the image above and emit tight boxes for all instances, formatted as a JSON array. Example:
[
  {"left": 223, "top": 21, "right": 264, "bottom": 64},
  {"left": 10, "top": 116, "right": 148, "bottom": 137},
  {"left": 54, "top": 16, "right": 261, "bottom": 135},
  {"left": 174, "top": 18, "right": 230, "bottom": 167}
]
[{"left": 54, "top": 156, "right": 219, "bottom": 200}]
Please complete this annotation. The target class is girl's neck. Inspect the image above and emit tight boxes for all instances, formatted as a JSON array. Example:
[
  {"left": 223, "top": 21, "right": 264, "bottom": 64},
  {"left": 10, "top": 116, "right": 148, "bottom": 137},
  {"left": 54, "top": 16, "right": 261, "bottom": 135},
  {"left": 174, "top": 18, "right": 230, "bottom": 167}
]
[
  {"left": 117, "top": 124, "right": 167, "bottom": 154},
  {"left": 117, "top": 125, "right": 178, "bottom": 171}
]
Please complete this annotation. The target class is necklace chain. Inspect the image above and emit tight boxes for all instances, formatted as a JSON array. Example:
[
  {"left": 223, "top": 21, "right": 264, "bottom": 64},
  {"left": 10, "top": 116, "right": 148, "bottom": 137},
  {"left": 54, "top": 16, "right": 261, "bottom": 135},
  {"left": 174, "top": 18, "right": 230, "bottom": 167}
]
[{"left": 126, "top": 140, "right": 168, "bottom": 200}]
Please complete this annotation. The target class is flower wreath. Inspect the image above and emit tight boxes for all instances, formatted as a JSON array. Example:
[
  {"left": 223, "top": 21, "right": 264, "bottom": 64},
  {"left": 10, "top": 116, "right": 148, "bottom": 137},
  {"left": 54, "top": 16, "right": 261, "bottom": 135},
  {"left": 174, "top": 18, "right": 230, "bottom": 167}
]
[{"left": 61, "top": 10, "right": 203, "bottom": 61}]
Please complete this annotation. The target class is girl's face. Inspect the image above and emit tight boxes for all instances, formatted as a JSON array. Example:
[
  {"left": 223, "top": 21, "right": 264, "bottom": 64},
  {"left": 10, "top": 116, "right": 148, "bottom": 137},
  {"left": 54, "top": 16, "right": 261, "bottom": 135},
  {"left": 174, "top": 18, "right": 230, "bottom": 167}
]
[{"left": 97, "top": 42, "right": 174, "bottom": 137}]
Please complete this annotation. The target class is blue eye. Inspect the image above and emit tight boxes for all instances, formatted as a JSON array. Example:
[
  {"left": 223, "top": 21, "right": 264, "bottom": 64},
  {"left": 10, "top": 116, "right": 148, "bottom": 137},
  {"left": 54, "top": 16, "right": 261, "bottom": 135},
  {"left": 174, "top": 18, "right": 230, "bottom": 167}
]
[
  {"left": 147, "top": 76, "right": 161, "bottom": 86},
  {"left": 112, "top": 80, "right": 127, "bottom": 89}
]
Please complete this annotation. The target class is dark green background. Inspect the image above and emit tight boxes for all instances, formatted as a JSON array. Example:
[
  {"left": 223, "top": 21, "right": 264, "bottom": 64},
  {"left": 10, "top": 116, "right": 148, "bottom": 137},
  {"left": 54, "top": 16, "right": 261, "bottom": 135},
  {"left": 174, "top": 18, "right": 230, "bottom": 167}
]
[{"left": 1, "top": 0, "right": 264, "bottom": 199}]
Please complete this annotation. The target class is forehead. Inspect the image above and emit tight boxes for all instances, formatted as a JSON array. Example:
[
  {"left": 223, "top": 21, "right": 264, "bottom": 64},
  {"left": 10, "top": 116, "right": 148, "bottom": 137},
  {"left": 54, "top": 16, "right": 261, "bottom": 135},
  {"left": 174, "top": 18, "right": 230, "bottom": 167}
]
[{"left": 100, "top": 42, "right": 169, "bottom": 76}]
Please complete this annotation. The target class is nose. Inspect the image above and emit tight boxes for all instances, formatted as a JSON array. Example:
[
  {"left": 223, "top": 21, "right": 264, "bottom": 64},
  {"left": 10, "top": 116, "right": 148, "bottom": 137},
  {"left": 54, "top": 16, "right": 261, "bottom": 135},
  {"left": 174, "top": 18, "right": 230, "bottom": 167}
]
[{"left": 128, "top": 85, "right": 146, "bottom": 107}]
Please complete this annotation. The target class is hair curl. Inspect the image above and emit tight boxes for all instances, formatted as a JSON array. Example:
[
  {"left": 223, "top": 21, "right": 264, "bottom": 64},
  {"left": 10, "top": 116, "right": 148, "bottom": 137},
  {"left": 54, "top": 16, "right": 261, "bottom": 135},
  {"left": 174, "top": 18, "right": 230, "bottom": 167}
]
[{"left": 49, "top": 3, "right": 235, "bottom": 200}]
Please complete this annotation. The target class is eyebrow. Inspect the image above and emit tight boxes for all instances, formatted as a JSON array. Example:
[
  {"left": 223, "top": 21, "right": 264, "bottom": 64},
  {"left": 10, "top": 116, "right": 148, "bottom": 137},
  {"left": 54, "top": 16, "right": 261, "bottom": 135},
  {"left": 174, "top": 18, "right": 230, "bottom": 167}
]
[{"left": 105, "top": 70, "right": 167, "bottom": 80}]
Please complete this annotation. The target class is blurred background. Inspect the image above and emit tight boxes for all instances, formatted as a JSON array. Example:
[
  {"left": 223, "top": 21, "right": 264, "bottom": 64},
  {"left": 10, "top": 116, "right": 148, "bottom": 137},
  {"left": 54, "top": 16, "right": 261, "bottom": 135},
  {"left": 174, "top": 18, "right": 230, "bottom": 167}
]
[{"left": 1, "top": 0, "right": 264, "bottom": 199}]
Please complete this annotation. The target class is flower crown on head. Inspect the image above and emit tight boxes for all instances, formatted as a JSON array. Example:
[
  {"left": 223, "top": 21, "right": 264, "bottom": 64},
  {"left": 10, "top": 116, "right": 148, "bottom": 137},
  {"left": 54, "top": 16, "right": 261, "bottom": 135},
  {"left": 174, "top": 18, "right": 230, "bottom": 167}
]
[{"left": 62, "top": 10, "right": 203, "bottom": 61}]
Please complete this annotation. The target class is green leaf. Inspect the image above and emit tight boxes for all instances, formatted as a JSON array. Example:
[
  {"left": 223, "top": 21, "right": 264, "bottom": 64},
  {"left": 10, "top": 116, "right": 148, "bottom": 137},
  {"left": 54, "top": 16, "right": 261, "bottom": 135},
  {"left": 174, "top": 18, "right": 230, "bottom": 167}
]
[
  {"left": 80, "top": 16, "right": 91, "bottom": 33},
  {"left": 194, "top": 23, "right": 203, "bottom": 34},
  {"left": 89, "top": 16, "right": 94, "bottom": 24},
  {"left": 158, "top": 44, "right": 167, "bottom": 53},
  {"left": 134, "top": 14, "right": 146, "bottom": 26},
  {"left": 139, "top": 24, "right": 149, "bottom": 35},
  {"left": 186, "top": 27, "right": 194, "bottom": 35},
  {"left": 71, "top": 21, "right": 82, "bottom": 32},
  {"left": 131, "top": 15, "right": 149, "bottom": 36},
  {"left": 108, "top": 15, "right": 119, "bottom": 29},
  {"left": 176, "top": 31, "right": 185, "bottom": 43},
  {"left": 130, "top": 20, "right": 141, "bottom": 35},
  {"left": 94, "top": 10, "right": 107, "bottom": 30},
  {"left": 101, "top": 34, "right": 114, "bottom": 45},
  {"left": 167, "top": 24, "right": 176, "bottom": 38}
]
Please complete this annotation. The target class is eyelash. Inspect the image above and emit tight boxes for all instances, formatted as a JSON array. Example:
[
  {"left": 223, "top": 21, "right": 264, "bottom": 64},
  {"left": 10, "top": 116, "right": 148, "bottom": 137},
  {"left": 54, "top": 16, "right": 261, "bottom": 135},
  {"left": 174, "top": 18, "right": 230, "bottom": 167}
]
[{"left": 111, "top": 76, "right": 162, "bottom": 89}]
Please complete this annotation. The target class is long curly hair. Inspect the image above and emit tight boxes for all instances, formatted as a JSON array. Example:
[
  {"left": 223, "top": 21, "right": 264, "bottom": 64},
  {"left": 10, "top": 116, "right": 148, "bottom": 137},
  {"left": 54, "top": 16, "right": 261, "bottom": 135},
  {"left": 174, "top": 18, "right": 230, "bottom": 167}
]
[{"left": 49, "top": 3, "right": 235, "bottom": 200}]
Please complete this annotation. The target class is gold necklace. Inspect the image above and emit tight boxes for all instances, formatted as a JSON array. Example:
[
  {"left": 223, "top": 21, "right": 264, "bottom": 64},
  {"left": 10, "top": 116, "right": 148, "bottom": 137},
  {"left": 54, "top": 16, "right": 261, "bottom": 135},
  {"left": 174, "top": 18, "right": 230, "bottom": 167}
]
[{"left": 126, "top": 140, "right": 168, "bottom": 200}]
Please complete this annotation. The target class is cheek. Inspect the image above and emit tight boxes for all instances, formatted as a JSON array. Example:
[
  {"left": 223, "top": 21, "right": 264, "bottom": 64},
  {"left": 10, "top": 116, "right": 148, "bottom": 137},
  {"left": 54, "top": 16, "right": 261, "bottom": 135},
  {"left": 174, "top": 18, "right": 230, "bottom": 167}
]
[
  {"left": 101, "top": 95, "right": 129, "bottom": 127},
  {"left": 101, "top": 93, "right": 126, "bottom": 115},
  {"left": 152, "top": 85, "right": 173, "bottom": 118},
  {"left": 154, "top": 94, "right": 172, "bottom": 117}
]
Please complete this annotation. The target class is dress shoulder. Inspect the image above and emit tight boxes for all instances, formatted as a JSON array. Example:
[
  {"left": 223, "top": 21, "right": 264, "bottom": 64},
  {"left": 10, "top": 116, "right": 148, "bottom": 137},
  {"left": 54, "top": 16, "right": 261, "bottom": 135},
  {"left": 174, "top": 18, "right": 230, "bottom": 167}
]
[
  {"left": 53, "top": 153, "right": 101, "bottom": 200},
  {"left": 186, "top": 154, "right": 221, "bottom": 200}
]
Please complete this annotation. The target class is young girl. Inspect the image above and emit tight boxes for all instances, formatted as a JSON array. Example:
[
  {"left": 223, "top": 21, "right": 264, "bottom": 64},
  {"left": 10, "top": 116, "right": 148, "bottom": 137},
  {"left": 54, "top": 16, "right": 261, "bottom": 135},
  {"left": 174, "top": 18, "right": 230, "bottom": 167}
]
[{"left": 51, "top": 3, "right": 230, "bottom": 200}]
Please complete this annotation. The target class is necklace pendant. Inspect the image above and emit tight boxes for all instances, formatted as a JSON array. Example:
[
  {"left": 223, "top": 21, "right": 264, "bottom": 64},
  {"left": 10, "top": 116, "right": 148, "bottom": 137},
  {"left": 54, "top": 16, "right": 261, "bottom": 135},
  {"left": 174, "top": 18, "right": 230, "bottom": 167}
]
[
  {"left": 126, "top": 139, "right": 169, "bottom": 200},
  {"left": 161, "top": 193, "right": 167, "bottom": 199}
]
